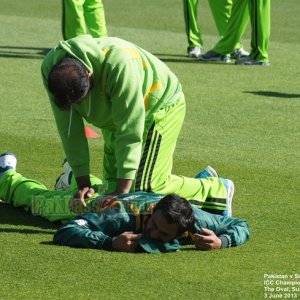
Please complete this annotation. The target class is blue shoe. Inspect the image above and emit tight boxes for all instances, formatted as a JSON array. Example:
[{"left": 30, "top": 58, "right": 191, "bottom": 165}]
[
  {"left": 54, "top": 159, "right": 73, "bottom": 191},
  {"left": 235, "top": 56, "right": 270, "bottom": 66},
  {"left": 195, "top": 166, "right": 218, "bottom": 179},
  {"left": 220, "top": 178, "right": 234, "bottom": 217},
  {"left": 198, "top": 50, "right": 231, "bottom": 63},
  {"left": 0, "top": 152, "right": 17, "bottom": 176}
]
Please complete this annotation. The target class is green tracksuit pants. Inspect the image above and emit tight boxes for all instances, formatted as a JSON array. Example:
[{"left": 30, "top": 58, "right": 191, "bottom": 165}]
[
  {"left": 62, "top": 0, "right": 107, "bottom": 40},
  {"left": 249, "top": 0, "right": 270, "bottom": 62},
  {"left": 0, "top": 170, "right": 74, "bottom": 222},
  {"left": 182, "top": 0, "right": 246, "bottom": 50},
  {"left": 213, "top": 0, "right": 270, "bottom": 62},
  {"left": 0, "top": 170, "right": 102, "bottom": 222},
  {"left": 131, "top": 96, "right": 228, "bottom": 211},
  {"left": 0, "top": 167, "right": 229, "bottom": 223}
]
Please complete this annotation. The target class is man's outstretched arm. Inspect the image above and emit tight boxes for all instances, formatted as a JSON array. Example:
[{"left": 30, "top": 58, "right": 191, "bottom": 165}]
[
  {"left": 53, "top": 216, "right": 142, "bottom": 252},
  {"left": 191, "top": 208, "right": 250, "bottom": 250},
  {"left": 53, "top": 217, "right": 113, "bottom": 250}
]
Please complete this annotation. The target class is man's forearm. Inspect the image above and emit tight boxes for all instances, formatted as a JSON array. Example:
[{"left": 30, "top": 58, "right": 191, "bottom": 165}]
[
  {"left": 116, "top": 178, "right": 133, "bottom": 194},
  {"left": 76, "top": 175, "right": 91, "bottom": 189},
  {"left": 53, "top": 220, "right": 113, "bottom": 250}
]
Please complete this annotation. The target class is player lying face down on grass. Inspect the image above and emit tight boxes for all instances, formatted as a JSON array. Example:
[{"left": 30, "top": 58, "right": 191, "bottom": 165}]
[
  {"left": 41, "top": 35, "right": 234, "bottom": 214},
  {"left": 0, "top": 153, "right": 249, "bottom": 254},
  {"left": 54, "top": 193, "right": 250, "bottom": 253}
]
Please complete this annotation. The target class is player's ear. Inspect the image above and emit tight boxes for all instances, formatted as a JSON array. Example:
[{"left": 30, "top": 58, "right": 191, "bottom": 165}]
[
  {"left": 87, "top": 71, "right": 93, "bottom": 80},
  {"left": 177, "top": 231, "right": 189, "bottom": 239},
  {"left": 86, "top": 71, "right": 94, "bottom": 89}
]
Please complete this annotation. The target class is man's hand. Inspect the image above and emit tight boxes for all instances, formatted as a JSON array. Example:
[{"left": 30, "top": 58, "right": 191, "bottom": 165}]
[
  {"left": 100, "top": 192, "right": 119, "bottom": 208},
  {"left": 100, "top": 179, "right": 133, "bottom": 208},
  {"left": 112, "top": 232, "right": 142, "bottom": 253},
  {"left": 73, "top": 175, "right": 95, "bottom": 207},
  {"left": 194, "top": 227, "right": 222, "bottom": 251},
  {"left": 73, "top": 187, "right": 95, "bottom": 207}
]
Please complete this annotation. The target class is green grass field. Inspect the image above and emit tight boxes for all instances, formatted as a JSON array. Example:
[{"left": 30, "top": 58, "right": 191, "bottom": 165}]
[{"left": 0, "top": 0, "right": 299, "bottom": 299}]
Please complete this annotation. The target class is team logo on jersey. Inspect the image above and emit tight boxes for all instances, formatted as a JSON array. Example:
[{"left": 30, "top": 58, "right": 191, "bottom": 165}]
[{"left": 74, "top": 219, "right": 88, "bottom": 226}]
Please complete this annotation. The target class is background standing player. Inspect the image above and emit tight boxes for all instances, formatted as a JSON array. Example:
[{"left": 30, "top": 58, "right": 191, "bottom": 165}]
[
  {"left": 236, "top": 0, "right": 270, "bottom": 65},
  {"left": 62, "top": 0, "right": 107, "bottom": 40},
  {"left": 183, "top": 0, "right": 249, "bottom": 59},
  {"left": 199, "top": 0, "right": 270, "bottom": 65}
]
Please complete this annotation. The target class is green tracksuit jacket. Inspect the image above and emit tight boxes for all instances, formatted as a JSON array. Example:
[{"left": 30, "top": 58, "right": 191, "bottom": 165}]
[
  {"left": 53, "top": 192, "right": 250, "bottom": 253},
  {"left": 41, "top": 35, "right": 182, "bottom": 181}
]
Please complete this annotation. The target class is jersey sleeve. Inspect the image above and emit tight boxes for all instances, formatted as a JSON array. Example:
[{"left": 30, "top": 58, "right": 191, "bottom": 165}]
[
  {"left": 103, "top": 53, "right": 145, "bottom": 180},
  {"left": 192, "top": 207, "right": 250, "bottom": 248},
  {"left": 53, "top": 218, "right": 113, "bottom": 250}
]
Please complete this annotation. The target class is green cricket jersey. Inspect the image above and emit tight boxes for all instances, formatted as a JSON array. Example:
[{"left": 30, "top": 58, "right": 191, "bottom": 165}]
[
  {"left": 53, "top": 192, "right": 250, "bottom": 253},
  {"left": 41, "top": 35, "right": 182, "bottom": 180}
]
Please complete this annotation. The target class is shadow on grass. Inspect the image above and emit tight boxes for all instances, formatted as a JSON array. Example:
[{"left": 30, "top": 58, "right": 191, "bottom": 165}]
[
  {"left": 180, "top": 246, "right": 197, "bottom": 251},
  {"left": 153, "top": 53, "right": 186, "bottom": 58},
  {"left": 40, "top": 241, "right": 55, "bottom": 245},
  {"left": 156, "top": 55, "right": 237, "bottom": 66},
  {"left": 159, "top": 58, "right": 197, "bottom": 64},
  {"left": 244, "top": 91, "right": 300, "bottom": 99},
  {"left": 0, "top": 46, "right": 50, "bottom": 59},
  {"left": 0, "top": 202, "right": 60, "bottom": 230},
  {"left": 0, "top": 228, "right": 54, "bottom": 234},
  {"left": 153, "top": 53, "right": 197, "bottom": 63}
]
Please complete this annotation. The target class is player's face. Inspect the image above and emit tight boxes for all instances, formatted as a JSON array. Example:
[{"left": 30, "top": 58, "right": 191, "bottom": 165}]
[
  {"left": 144, "top": 210, "right": 180, "bottom": 243},
  {"left": 74, "top": 71, "right": 93, "bottom": 103},
  {"left": 66, "top": 71, "right": 93, "bottom": 107}
]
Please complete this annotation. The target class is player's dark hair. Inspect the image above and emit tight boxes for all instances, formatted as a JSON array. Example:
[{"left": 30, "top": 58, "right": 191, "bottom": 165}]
[
  {"left": 154, "top": 194, "right": 195, "bottom": 234},
  {"left": 48, "top": 58, "right": 91, "bottom": 110}
]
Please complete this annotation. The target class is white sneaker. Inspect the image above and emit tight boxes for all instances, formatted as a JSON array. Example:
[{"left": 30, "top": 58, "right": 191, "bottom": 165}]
[
  {"left": 54, "top": 159, "right": 73, "bottom": 191},
  {"left": 0, "top": 152, "right": 17, "bottom": 175},
  {"left": 187, "top": 46, "right": 202, "bottom": 58},
  {"left": 231, "top": 48, "right": 249, "bottom": 59}
]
